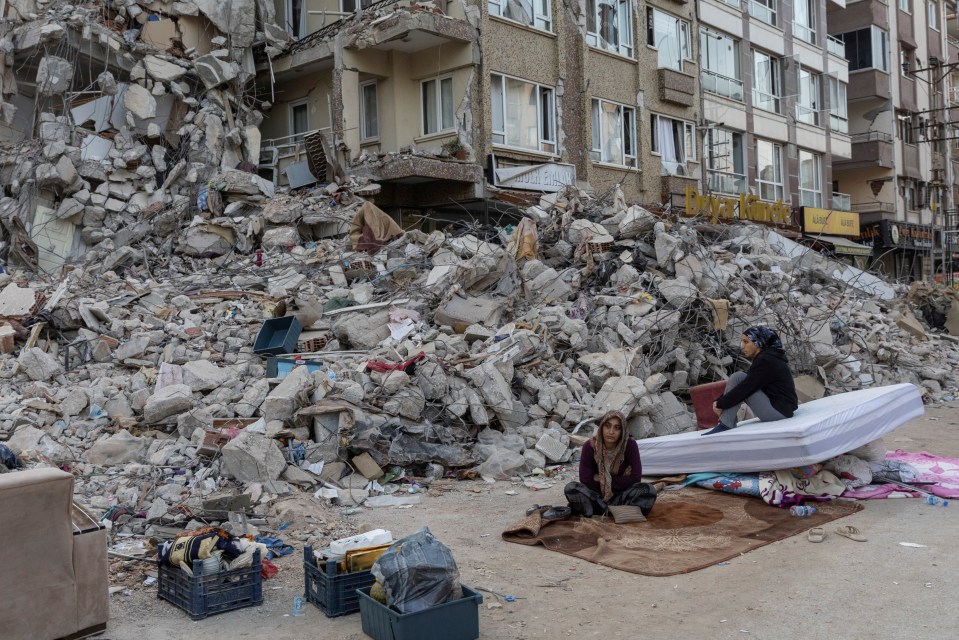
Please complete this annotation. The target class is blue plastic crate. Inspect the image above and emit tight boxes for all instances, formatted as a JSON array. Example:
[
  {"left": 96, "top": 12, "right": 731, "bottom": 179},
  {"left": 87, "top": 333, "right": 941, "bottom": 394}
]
[
  {"left": 356, "top": 584, "right": 483, "bottom": 640},
  {"left": 253, "top": 316, "right": 302, "bottom": 356},
  {"left": 304, "top": 546, "right": 376, "bottom": 617},
  {"left": 157, "top": 552, "right": 263, "bottom": 620}
]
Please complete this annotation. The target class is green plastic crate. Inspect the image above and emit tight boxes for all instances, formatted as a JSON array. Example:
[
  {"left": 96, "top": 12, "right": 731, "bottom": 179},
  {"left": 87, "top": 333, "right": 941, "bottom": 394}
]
[{"left": 356, "top": 584, "right": 482, "bottom": 640}]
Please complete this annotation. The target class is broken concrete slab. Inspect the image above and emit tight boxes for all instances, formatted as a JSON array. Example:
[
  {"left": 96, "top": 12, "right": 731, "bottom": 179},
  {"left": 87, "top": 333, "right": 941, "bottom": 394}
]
[
  {"left": 221, "top": 430, "right": 287, "bottom": 483},
  {"left": 143, "top": 384, "right": 194, "bottom": 423}
]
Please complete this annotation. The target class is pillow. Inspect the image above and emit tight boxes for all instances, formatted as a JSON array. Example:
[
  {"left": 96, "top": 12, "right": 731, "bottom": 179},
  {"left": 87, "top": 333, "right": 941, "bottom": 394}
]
[{"left": 608, "top": 505, "right": 646, "bottom": 524}]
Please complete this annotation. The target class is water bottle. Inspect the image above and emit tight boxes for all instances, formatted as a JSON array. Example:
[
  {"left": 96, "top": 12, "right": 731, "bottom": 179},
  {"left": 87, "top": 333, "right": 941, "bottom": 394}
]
[
  {"left": 790, "top": 505, "right": 817, "bottom": 517},
  {"left": 922, "top": 495, "right": 948, "bottom": 506},
  {"left": 292, "top": 595, "right": 305, "bottom": 617}
]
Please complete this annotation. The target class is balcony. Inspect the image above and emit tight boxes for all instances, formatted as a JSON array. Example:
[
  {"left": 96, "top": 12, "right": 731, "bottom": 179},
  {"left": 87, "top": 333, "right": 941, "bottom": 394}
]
[
  {"left": 899, "top": 76, "right": 918, "bottom": 112},
  {"left": 833, "top": 192, "right": 852, "bottom": 211},
  {"left": 902, "top": 143, "right": 920, "bottom": 179},
  {"left": 827, "top": 34, "right": 845, "bottom": 58},
  {"left": 702, "top": 69, "right": 744, "bottom": 102},
  {"left": 851, "top": 201, "right": 896, "bottom": 225},
  {"left": 708, "top": 171, "right": 747, "bottom": 195},
  {"left": 827, "top": 0, "right": 889, "bottom": 34},
  {"left": 847, "top": 69, "right": 890, "bottom": 101},
  {"left": 659, "top": 68, "right": 696, "bottom": 107},
  {"left": 748, "top": 0, "right": 777, "bottom": 27},
  {"left": 834, "top": 131, "right": 893, "bottom": 169}
]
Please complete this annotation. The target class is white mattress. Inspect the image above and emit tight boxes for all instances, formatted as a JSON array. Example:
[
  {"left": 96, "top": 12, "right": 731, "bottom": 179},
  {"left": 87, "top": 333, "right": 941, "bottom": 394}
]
[{"left": 639, "top": 383, "right": 925, "bottom": 475}]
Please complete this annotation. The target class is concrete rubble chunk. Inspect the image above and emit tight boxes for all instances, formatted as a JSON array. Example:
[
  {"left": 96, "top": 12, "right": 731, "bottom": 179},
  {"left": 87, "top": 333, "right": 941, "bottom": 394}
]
[
  {"left": 36, "top": 56, "right": 74, "bottom": 96},
  {"left": 18, "top": 347, "right": 63, "bottom": 381},
  {"left": 182, "top": 360, "right": 233, "bottom": 391},
  {"left": 591, "top": 376, "right": 646, "bottom": 417},
  {"left": 123, "top": 84, "right": 157, "bottom": 120},
  {"left": 85, "top": 430, "right": 145, "bottom": 466},
  {"left": 143, "top": 384, "right": 194, "bottom": 423},
  {"left": 221, "top": 430, "right": 287, "bottom": 483}
]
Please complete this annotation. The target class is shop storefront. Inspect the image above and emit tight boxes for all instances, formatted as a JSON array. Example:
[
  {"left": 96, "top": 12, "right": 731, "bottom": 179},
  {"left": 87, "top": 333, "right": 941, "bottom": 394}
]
[
  {"left": 856, "top": 220, "right": 934, "bottom": 282},
  {"left": 799, "top": 207, "right": 871, "bottom": 268}
]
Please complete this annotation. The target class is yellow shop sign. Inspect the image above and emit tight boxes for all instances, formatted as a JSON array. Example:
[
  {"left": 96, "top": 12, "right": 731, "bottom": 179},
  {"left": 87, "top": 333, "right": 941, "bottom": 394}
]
[
  {"left": 801, "top": 207, "right": 860, "bottom": 237},
  {"left": 684, "top": 188, "right": 791, "bottom": 225}
]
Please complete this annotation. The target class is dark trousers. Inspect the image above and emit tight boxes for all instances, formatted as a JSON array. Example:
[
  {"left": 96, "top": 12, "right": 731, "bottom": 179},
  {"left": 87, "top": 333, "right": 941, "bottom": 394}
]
[{"left": 564, "top": 481, "right": 657, "bottom": 518}]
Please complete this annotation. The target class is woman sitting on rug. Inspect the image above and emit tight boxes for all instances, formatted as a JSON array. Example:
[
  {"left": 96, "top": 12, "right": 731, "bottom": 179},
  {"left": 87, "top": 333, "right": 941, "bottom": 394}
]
[
  {"left": 703, "top": 325, "right": 799, "bottom": 436},
  {"left": 564, "top": 410, "right": 657, "bottom": 517}
]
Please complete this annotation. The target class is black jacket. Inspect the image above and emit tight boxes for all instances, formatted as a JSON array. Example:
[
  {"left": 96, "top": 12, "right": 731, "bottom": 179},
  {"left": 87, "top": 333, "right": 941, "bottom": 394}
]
[{"left": 715, "top": 347, "right": 799, "bottom": 418}]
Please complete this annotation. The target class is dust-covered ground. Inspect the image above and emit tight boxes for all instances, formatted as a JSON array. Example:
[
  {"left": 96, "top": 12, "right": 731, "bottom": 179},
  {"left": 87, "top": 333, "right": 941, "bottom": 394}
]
[{"left": 106, "top": 403, "right": 959, "bottom": 640}]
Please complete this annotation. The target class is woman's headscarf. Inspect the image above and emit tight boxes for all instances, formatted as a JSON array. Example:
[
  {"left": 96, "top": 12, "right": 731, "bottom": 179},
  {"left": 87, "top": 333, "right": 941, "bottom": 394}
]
[
  {"left": 743, "top": 325, "right": 783, "bottom": 351},
  {"left": 590, "top": 410, "right": 628, "bottom": 502}
]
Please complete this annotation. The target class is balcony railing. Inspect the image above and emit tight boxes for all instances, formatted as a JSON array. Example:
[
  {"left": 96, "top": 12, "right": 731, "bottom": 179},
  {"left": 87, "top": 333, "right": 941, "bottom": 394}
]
[
  {"left": 753, "top": 89, "right": 781, "bottom": 113},
  {"left": 851, "top": 202, "right": 896, "bottom": 214},
  {"left": 851, "top": 131, "right": 893, "bottom": 143},
  {"left": 707, "top": 171, "right": 747, "bottom": 195},
  {"left": 827, "top": 34, "right": 845, "bottom": 57},
  {"left": 949, "top": 36, "right": 959, "bottom": 49},
  {"left": 830, "top": 113, "right": 849, "bottom": 134},
  {"left": 832, "top": 192, "right": 852, "bottom": 211},
  {"left": 796, "top": 104, "right": 820, "bottom": 126},
  {"left": 702, "top": 69, "right": 745, "bottom": 102},
  {"left": 794, "top": 24, "right": 816, "bottom": 46}
]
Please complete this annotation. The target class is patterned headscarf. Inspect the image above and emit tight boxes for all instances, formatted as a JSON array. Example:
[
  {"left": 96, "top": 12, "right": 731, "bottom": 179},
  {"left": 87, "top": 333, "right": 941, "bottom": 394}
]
[
  {"left": 743, "top": 325, "right": 783, "bottom": 350},
  {"left": 590, "top": 410, "right": 628, "bottom": 501}
]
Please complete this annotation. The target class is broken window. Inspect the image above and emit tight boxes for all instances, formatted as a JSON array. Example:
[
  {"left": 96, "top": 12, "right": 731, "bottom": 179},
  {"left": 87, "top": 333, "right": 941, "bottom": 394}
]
[
  {"left": 752, "top": 49, "right": 781, "bottom": 113},
  {"left": 756, "top": 139, "right": 784, "bottom": 202},
  {"left": 590, "top": 99, "right": 636, "bottom": 167},
  {"left": 289, "top": 99, "right": 309, "bottom": 143},
  {"left": 841, "top": 26, "right": 890, "bottom": 72},
  {"left": 360, "top": 80, "right": 378, "bottom": 141},
  {"left": 799, "top": 149, "right": 822, "bottom": 208},
  {"left": 797, "top": 68, "right": 820, "bottom": 126},
  {"left": 491, "top": 74, "right": 556, "bottom": 153},
  {"left": 650, "top": 114, "right": 695, "bottom": 176},
  {"left": 488, "top": 0, "right": 551, "bottom": 31},
  {"left": 646, "top": 8, "right": 690, "bottom": 71},
  {"left": 341, "top": 0, "right": 375, "bottom": 12},
  {"left": 586, "top": 0, "right": 633, "bottom": 57},
  {"left": 706, "top": 128, "right": 745, "bottom": 195},
  {"left": 286, "top": 0, "right": 306, "bottom": 38},
  {"left": 700, "top": 29, "right": 742, "bottom": 101},
  {"left": 422, "top": 76, "right": 454, "bottom": 136}
]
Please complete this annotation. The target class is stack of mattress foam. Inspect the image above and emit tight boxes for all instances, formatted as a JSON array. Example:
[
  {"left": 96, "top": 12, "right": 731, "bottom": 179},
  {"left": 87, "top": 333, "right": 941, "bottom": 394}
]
[{"left": 639, "top": 383, "right": 924, "bottom": 475}]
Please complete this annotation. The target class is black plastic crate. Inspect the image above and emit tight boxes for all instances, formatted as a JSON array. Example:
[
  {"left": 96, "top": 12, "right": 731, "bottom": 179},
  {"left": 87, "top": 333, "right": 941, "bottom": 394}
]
[
  {"left": 356, "top": 583, "right": 482, "bottom": 640},
  {"left": 253, "top": 316, "right": 302, "bottom": 356},
  {"left": 157, "top": 551, "right": 263, "bottom": 620},
  {"left": 304, "top": 546, "right": 376, "bottom": 617}
]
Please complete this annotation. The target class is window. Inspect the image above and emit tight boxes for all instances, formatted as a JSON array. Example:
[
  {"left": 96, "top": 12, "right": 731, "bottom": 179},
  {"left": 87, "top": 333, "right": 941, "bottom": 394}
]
[
  {"left": 756, "top": 139, "right": 784, "bottom": 202},
  {"left": 797, "top": 68, "right": 821, "bottom": 126},
  {"left": 286, "top": 0, "right": 305, "bottom": 38},
  {"left": 701, "top": 30, "right": 743, "bottom": 101},
  {"left": 903, "top": 180, "right": 917, "bottom": 210},
  {"left": 421, "top": 76, "right": 454, "bottom": 136},
  {"left": 289, "top": 99, "right": 309, "bottom": 143},
  {"left": 900, "top": 49, "right": 913, "bottom": 76},
  {"left": 706, "top": 128, "right": 745, "bottom": 194},
  {"left": 342, "top": 0, "right": 374, "bottom": 11},
  {"left": 898, "top": 112, "right": 915, "bottom": 143},
  {"left": 491, "top": 74, "right": 556, "bottom": 153},
  {"left": 360, "top": 80, "right": 378, "bottom": 141},
  {"left": 842, "top": 27, "right": 890, "bottom": 72},
  {"left": 753, "top": 50, "right": 781, "bottom": 113},
  {"left": 899, "top": 0, "right": 910, "bottom": 12},
  {"left": 828, "top": 77, "right": 848, "bottom": 133},
  {"left": 650, "top": 114, "right": 695, "bottom": 175},
  {"left": 646, "top": 8, "right": 690, "bottom": 70},
  {"left": 794, "top": 0, "right": 817, "bottom": 45},
  {"left": 929, "top": 1, "right": 940, "bottom": 29},
  {"left": 587, "top": 0, "right": 634, "bottom": 57},
  {"left": 488, "top": 0, "right": 552, "bottom": 32},
  {"left": 799, "top": 150, "right": 822, "bottom": 207},
  {"left": 590, "top": 99, "right": 637, "bottom": 167},
  {"left": 749, "top": 0, "right": 777, "bottom": 26}
]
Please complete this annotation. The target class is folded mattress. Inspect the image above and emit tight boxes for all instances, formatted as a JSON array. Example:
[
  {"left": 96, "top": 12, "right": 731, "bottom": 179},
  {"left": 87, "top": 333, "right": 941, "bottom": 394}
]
[{"left": 639, "top": 383, "right": 924, "bottom": 475}]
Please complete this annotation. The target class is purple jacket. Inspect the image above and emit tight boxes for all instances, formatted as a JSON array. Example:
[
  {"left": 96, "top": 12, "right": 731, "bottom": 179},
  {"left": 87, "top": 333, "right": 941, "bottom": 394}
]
[{"left": 579, "top": 438, "right": 642, "bottom": 493}]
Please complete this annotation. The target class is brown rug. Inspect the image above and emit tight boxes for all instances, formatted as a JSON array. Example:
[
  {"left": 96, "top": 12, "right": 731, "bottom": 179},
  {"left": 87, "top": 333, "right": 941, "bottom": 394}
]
[{"left": 502, "top": 488, "right": 863, "bottom": 576}]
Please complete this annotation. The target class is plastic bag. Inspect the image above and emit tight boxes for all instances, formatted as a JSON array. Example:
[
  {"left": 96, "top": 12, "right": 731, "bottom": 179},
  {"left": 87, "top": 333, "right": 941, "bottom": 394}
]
[{"left": 371, "top": 527, "right": 461, "bottom": 614}]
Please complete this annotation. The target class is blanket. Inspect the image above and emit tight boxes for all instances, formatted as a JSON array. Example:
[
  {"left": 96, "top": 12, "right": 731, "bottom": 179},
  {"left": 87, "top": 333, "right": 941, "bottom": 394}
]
[{"left": 502, "top": 488, "right": 862, "bottom": 576}]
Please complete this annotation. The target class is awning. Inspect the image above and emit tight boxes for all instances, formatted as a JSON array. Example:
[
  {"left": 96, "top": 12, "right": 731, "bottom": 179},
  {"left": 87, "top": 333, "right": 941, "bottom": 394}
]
[{"left": 813, "top": 235, "right": 874, "bottom": 256}]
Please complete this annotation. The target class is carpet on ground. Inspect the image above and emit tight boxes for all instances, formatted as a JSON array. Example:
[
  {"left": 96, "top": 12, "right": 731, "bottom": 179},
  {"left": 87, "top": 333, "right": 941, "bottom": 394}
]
[{"left": 502, "top": 488, "right": 862, "bottom": 576}]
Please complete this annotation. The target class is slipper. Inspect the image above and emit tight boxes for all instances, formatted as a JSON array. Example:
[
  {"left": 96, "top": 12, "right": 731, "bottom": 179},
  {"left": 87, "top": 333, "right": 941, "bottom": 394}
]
[
  {"left": 525, "top": 504, "right": 551, "bottom": 517},
  {"left": 807, "top": 527, "right": 826, "bottom": 543},
  {"left": 835, "top": 525, "right": 867, "bottom": 542},
  {"left": 542, "top": 506, "right": 571, "bottom": 522}
]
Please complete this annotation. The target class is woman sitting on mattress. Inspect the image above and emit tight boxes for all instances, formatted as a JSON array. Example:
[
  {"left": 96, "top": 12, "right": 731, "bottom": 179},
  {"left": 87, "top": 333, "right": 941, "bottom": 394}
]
[
  {"left": 564, "top": 410, "right": 657, "bottom": 517},
  {"left": 702, "top": 325, "right": 799, "bottom": 436}
]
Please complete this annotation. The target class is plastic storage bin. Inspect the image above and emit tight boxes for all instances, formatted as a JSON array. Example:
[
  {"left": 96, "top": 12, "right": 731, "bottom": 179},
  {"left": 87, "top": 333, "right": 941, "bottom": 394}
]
[
  {"left": 157, "top": 551, "right": 263, "bottom": 620},
  {"left": 304, "top": 546, "right": 376, "bottom": 618},
  {"left": 356, "top": 584, "right": 483, "bottom": 640},
  {"left": 253, "top": 316, "right": 302, "bottom": 356}
]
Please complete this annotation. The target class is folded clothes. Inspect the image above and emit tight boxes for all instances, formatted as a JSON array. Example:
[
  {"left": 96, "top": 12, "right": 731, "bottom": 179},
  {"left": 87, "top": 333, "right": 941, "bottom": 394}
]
[{"left": 254, "top": 536, "right": 294, "bottom": 560}]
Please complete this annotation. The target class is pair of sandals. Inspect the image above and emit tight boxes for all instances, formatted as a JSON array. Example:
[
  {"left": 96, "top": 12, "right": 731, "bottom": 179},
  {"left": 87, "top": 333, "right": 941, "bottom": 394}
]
[
  {"left": 808, "top": 524, "right": 866, "bottom": 543},
  {"left": 526, "top": 504, "right": 571, "bottom": 522}
]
